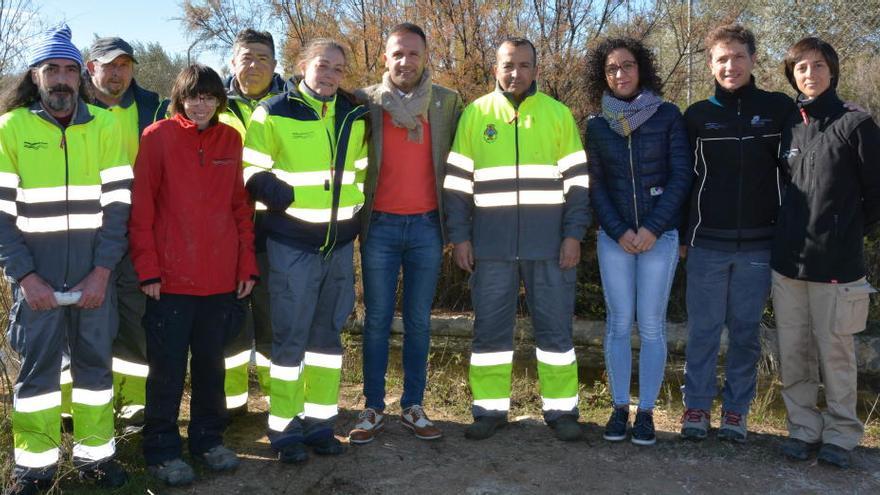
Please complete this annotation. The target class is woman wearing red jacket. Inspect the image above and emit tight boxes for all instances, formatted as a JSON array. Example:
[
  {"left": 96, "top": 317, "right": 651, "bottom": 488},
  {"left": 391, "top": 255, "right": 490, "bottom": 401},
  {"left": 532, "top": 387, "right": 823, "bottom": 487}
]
[{"left": 129, "top": 64, "right": 258, "bottom": 487}]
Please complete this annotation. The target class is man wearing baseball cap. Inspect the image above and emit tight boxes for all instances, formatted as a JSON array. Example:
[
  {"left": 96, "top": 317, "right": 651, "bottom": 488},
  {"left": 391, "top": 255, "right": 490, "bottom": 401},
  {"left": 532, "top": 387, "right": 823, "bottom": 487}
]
[
  {"left": 0, "top": 24, "right": 131, "bottom": 494},
  {"left": 85, "top": 36, "right": 168, "bottom": 431}
]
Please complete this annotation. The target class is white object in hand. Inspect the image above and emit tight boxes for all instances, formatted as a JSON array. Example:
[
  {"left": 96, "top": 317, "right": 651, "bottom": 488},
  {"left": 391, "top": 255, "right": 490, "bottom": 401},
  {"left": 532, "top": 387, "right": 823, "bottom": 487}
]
[{"left": 54, "top": 291, "right": 82, "bottom": 306}]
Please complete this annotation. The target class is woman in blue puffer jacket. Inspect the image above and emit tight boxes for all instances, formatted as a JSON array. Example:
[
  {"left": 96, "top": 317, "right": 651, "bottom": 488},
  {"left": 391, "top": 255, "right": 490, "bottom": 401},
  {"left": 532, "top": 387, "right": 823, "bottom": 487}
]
[{"left": 585, "top": 37, "right": 692, "bottom": 446}]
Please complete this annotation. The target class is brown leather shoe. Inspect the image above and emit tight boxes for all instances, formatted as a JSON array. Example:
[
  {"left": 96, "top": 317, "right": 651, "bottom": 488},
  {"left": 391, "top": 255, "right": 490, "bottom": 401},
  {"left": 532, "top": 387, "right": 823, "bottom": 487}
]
[
  {"left": 349, "top": 408, "right": 384, "bottom": 445},
  {"left": 401, "top": 405, "right": 442, "bottom": 440}
]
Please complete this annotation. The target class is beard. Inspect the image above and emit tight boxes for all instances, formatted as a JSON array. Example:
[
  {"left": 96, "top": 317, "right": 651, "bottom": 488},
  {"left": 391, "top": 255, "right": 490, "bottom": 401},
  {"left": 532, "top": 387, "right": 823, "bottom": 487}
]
[{"left": 39, "top": 84, "right": 78, "bottom": 115}]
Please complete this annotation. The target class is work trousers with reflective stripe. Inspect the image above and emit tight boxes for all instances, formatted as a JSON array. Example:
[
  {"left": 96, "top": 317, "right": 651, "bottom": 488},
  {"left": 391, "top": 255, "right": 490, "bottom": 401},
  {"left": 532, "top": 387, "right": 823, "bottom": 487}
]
[
  {"left": 111, "top": 253, "right": 149, "bottom": 418},
  {"left": 8, "top": 282, "right": 118, "bottom": 481},
  {"left": 142, "top": 293, "right": 242, "bottom": 466},
  {"left": 266, "top": 238, "right": 353, "bottom": 449},
  {"left": 469, "top": 259, "right": 579, "bottom": 423},
  {"left": 223, "top": 252, "right": 272, "bottom": 410}
]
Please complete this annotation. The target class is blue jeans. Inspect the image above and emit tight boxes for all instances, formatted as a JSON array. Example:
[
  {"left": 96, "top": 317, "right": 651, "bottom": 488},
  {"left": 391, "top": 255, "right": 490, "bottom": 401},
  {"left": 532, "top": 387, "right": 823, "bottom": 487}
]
[
  {"left": 683, "top": 247, "right": 771, "bottom": 414},
  {"left": 361, "top": 210, "right": 443, "bottom": 411},
  {"left": 597, "top": 229, "right": 679, "bottom": 410}
]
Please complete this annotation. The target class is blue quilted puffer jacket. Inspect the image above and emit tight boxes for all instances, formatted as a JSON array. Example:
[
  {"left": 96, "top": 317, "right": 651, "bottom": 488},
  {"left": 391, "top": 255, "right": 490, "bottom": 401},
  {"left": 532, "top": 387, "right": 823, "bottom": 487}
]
[{"left": 585, "top": 102, "right": 692, "bottom": 241}]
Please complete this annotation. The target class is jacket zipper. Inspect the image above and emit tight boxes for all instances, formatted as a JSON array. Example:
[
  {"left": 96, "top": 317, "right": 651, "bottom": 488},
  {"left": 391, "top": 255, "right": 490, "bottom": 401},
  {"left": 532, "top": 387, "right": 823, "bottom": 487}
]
[
  {"left": 628, "top": 135, "right": 639, "bottom": 228},
  {"left": 736, "top": 97, "right": 743, "bottom": 249},
  {"left": 514, "top": 109, "right": 521, "bottom": 260},
  {"left": 61, "top": 129, "right": 71, "bottom": 290}
]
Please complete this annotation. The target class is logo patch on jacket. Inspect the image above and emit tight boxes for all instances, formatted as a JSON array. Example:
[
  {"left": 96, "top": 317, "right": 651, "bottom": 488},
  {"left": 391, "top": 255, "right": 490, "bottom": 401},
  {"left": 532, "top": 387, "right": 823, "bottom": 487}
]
[
  {"left": 482, "top": 124, "right": 498, "bottom": 143},
  {"left": 291, "top": 131, "right": 315, "bottom": 139},
  {"left": 704, "top": 122, "right": 726, "bottom": 130},
  {"left": 212, "top": 158, "right": 235, "bottom": 166},
  {"left": 23, "top": 141, "right": 48, "bottom": 150},
  {"left": 650, "top": 186, "right": 664, "bottom": 196},
  {"left": 750, "top": 115, "right": 773, "bottom": 128},
  {"left": 782, "top": 148, "right": 800, "bottom": 159}
]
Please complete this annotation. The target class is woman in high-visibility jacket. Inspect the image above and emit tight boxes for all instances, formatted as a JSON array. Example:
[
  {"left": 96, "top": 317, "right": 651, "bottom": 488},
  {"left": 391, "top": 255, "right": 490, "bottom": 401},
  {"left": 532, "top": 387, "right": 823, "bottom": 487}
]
[{"left": 242, "top": 38, "right": 368, "bottom": 463}]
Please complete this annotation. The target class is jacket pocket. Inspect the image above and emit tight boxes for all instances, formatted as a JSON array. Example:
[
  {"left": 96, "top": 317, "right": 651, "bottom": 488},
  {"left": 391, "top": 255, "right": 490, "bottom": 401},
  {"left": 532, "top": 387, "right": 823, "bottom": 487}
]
[{"left": 834, "top": 282, "right": 876, "bottom": 335}]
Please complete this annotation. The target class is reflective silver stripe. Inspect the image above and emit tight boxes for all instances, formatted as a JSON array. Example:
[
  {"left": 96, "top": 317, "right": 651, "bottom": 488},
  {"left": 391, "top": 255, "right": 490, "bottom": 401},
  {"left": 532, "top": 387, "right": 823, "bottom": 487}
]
[
  {"left": 268, "top": 414, "right": 293, "bottom": 432},
  {"left": 557, "top": 150, "right": 587, "bottom": 173},
  {"left": 72, "top": 439, "right": 115, "bottom": 461},
  {"left": 14, "top": 447, "right": 59, "bottom": 468},
  {"left": 285, "top": 205, "right": 358, "bottom": 223},
  {"left": 303, "top": 352, "right": 342, "bottom": 369},
  {"left": 225, "top": 350, "right": 251, "bottom": 369},
  {"left": 250, "top": 108, "right": 268, "bottom": 124},
  {"left": 0, "top": 171, "right": 19, "bottom": 188},
  {"left": 113, "top": 357, "right": 149, "bottom": 378},
  {"left": 473, "top": 398, "right": 510, "bottom": 411},
  {"left": 71, "top": 388, "right": 113, "bottom": 406},
  {"left": 60, "top": 369, "right": 72, "bottom": 385},
  {"left": 536, "top": 348, "right": 576, "bottom": 366},
  {"left": 474, "top": 165, "right": 559, "bottom": 182},
  {"left": 16, "top": 213, "right": 103, "bottom": 232},
  {"left": 542, "top": 396, "right": 578, "bottom": 411},
  {"left": 470, "top": 351, "right": 513, "bottom": 367},
  {"left": 243, "top": 147, "right": 274, "bottom": 168},
  {"left": 356, "top": 183, "right": 364, "bottom": 192},
  {"left": 303, "top": 402, "right": 337, "bottom": 419},
  {"left": 274, "top": 169, "right": 355, "bottom": 187},
  {"left": 447, "top": 151, "right": 474, "bottom": 173},
  {"left": 99, "top": 165, "right": 133, "bottom": 183},
  {"left": 270, "top": 363, "right": 302, "bottom": 381},
  {"left": 99, "top": 189, "right": 131, "bottom": 206},
  {"left": 255, "top": 352, "right": 271, "bottom": 368},
  {"left": 243, "top": 165, "right": 265, "bottom": 184},
  {"left": 255, "top": 201, "right": 268, "bottom": 211},
  {"left": 474, "top": 190, "right": 564, "bottom": 207},
  {"left": 563, "top": 175, "right": 589, "bottom": 194},
  {"left": 17, "top": 185, "right": 101, "bottom": 203},
  {"left": 14, "top": 391, "right": 61, "bottom": 413},
  {"left": 354, "top": 157, "right": 368, "bottom": 170},
  {"left": 443, "top": 175, "right": 473, "bottom": 194},
  {"left": 0, "top": 199, "right": 16, "bottom": 215},
  {"left": 226, "top": 392, "right": 248, "bottom": 409}
]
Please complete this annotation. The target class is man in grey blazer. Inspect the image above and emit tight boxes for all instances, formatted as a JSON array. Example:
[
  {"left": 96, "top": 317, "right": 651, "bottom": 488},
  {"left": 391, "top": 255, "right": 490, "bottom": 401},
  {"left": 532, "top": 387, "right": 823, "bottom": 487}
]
[{"left": 350, "top": 22, "right": 463, "bottom": 445}]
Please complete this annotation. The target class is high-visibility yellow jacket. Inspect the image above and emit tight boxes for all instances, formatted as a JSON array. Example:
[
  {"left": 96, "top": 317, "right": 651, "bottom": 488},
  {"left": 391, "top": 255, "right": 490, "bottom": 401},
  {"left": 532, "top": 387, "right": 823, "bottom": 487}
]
[
  {"left": 91, "top": 80, "right": 168, "bottom": 165},
  {"left": 0, "top": 102, "right": 132, "bottom": 287},
  {"left": 443, "top": 84, "right": 591, "bottom": 260},
  {"left": 242, "top": 81, "right": 368, "bottom": 253},
  {"left": 219, "top": 73, "right": 288, "bottom": 139}
]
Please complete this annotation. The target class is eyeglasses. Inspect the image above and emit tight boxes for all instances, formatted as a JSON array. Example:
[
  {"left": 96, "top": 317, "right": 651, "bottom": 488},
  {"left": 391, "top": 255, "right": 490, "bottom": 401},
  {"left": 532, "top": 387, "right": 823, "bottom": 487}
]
[
  {"left": 605, "top": 61, "right": 638, "bottom": 77},
  {"left": 185, "top": 95, "right": 218, "bottom": 105}
]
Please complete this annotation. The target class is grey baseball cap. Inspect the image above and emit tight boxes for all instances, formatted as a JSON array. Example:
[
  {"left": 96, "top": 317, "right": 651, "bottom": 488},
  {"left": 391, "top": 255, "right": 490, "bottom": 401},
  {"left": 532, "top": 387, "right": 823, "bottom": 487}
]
[{"left": 89, "top": 37, "right": 138, "bottom": 64}]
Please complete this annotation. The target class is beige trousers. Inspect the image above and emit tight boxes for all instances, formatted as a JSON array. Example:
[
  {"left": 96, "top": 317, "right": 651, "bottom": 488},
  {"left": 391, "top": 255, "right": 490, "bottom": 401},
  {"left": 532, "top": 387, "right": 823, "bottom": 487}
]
[{"left": 771, "top": 271, "right": 874, "bottom": 450}]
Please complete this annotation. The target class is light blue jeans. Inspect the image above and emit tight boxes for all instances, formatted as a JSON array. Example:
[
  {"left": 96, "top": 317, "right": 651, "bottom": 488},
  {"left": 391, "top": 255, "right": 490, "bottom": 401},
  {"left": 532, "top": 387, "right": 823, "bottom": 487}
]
[{"left": 597, "top": 229, "right": 679, "bottom": 410}]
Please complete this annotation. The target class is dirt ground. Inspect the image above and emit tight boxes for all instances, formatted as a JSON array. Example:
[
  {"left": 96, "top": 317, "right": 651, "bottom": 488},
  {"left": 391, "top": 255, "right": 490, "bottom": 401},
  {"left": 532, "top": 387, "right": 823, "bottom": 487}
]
[{"left": 150, "top": 387, "right": 880, "bottom": 495}]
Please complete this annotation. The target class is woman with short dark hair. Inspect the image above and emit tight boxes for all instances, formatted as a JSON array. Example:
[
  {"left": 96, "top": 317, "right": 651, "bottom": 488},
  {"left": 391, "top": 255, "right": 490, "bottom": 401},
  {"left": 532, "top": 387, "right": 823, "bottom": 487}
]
[
  {"left": 772, "top": 37, "right": 880, "bottom": 468},
  {"left": 584, "top": 37, "right": 692, "bottom": 445},
  {"left": 129, "top": 64, "right": 258, "bottom": 485}
]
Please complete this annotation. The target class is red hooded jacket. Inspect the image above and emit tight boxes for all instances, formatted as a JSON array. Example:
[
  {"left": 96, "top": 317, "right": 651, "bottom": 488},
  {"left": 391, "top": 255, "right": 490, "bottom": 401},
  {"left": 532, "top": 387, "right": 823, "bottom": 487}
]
[{"left": 129, "top": 114, "right": 258, "bottom": 295}]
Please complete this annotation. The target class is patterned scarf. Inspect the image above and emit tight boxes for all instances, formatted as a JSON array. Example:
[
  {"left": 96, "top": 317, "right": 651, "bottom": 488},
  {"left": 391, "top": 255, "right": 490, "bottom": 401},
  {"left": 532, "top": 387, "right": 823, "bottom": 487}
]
[
  {"left": 601, "top": 90, "right": 663, "bottom": 137},
  {"left": 378, "top": 68, "right": 433, "bottom": 143}
]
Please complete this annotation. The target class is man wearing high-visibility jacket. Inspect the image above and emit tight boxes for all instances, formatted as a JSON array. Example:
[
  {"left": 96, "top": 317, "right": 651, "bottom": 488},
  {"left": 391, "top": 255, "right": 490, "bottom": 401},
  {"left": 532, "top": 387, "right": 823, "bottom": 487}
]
[
  {"left": 444, "top": 37, "right": 591, "bottom": 442},
  {"left": 218, "top": 29, "right": 287, "bottom": 413},
  {"left": 0, "top": 25, "right": 131, "bottom": 494},
  {"left": 85, "top": 36, "right": 169, "bottom": 426}
]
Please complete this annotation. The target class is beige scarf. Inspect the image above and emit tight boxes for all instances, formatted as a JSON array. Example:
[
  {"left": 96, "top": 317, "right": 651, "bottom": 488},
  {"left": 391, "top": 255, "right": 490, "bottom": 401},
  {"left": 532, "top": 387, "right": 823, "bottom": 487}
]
[{"left": 378, "top": 68, "right": 433, "bottom": 143}]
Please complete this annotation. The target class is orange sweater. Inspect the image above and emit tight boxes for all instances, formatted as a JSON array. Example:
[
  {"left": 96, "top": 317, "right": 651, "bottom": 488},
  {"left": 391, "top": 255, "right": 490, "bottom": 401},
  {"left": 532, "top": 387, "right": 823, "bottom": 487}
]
[{"left": 373, "top": 112, "right": 437, "bottom": 214}]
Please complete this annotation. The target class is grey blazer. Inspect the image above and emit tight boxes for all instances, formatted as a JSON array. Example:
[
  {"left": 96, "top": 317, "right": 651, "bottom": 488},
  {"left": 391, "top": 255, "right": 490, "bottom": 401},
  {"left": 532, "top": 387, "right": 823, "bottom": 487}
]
[{"left": 355, "top": 83, "right": 464, "bottom": 243}]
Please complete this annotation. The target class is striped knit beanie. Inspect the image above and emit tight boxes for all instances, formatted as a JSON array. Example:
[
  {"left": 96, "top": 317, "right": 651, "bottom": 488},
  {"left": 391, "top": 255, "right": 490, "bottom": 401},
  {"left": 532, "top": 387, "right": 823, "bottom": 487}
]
[{"left": 27, "top": 24, "right": 83, "bottom": 68}]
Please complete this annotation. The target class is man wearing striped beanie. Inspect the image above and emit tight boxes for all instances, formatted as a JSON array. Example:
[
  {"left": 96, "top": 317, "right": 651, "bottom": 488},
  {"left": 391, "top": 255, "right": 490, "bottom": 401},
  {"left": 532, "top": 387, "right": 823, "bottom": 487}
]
[{"left": 0, "top": 24, "right": 131, "bottom": 495}]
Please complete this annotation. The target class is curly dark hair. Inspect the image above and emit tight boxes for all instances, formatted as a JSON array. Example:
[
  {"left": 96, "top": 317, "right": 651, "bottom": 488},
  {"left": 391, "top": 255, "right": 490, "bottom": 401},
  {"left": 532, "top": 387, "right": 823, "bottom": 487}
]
[{"left": 584, "top": 37, "right": 663, "bottom": 110}]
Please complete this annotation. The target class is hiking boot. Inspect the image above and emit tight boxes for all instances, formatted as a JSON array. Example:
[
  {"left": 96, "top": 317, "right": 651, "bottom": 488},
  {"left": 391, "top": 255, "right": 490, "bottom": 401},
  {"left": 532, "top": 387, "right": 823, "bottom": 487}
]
[
  {"left": 148, "top": 458, "right": 195, "bottom": 486},
  {"left": 4, "top": 478, "right": 49, "bottom": 495},
  {"left": 817, "top": 443, "right": 852, "bottom": 469},
  {"left": 603, "top": 406, "right": 629, "bottom": 442},
  {"left": 548, "top": 414, "right": 582, "bottom": 442},
  {"left": 464, "top": 415, "right": 508, "bottom": 440},
  {"left": 79, "top": 459, "right": 129, "bottom": 488},
  {"left": 197, "top": 445, "right": 240, "bottom": 472},
  {"left": 401, "top": 405, "right": 443, "bottom": 440},
  {"left": 349, "top": 408, "right": 385, "bottom": 445},
  {"left": 277, "top": 442, "right": 308, "bottom": 464},
  {"left": 680, "top": 408, "right": 710, "bottom": 441},
  {"left": 717, "top": 411, "right": 747, "bottom": 443},
  {"left": 631, "top": 410, "right": 656, "bottom": 446},
  {"left": 781, "top": 438, "right": 820, "bottom": 461},
  {"left": 310, "top": 436, "right": 345, "bottom": 456}
]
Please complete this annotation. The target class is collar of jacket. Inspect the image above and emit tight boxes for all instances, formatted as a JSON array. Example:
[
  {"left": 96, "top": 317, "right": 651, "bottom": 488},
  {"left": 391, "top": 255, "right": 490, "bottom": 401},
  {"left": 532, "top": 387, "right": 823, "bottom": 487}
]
[
  {"left": 713, "top": 76, "right": 758, "bottom": 106},
  {"left": 225, "top": 73, "right": 286, "bottom": 102},
  {"left": 797, "top": 89, "right": 844, "bottom": 120},
  {"left": 29, "top": 99, "right": 93, "bottom": 127},
  {"left": 170, "top": 112, "right": 221, "bottom": 133},
  {"left": 495, "top": 80, "right": 538, "bottom": 108}
]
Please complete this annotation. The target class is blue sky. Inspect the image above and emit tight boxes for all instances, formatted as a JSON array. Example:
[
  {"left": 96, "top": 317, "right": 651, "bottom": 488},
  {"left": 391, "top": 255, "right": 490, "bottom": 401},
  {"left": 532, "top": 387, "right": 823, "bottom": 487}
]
[{"left": 39, "top": 0, "right": 229, "bottom": 70}]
